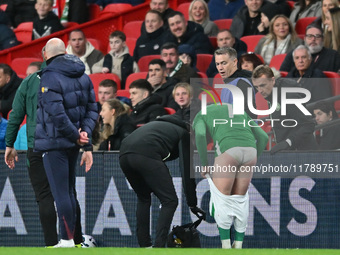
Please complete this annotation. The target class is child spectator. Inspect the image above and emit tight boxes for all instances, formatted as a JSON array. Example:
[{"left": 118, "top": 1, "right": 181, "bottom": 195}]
[
  {"left": 32, "top": 0, "right": 64, "bottom": 40},
  {"left": 102, "top": 30, "right": 139, "bottom": 89}
]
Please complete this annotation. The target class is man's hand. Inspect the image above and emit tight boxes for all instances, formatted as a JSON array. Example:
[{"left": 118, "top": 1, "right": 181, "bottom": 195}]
[
  {"left": 102, "top": 67, "right": 109, "bottom": 73},
  {"left": 270, "top": 140, "right": 290, "bottom": 155},
  {"left": 147, "top": 76, "right": 162, "bottom": 87},
  {"left": 5, "top": 147, "right": 18, "bottom": 169},
  {"left": 77, "top": 131, "right": 89, "bottom": 146},
  {"left": 190, "top": 206, "right": 206, "bottom": 220},
  {"left": 80, "top": 151, "right": 93, "bottom": 172}
]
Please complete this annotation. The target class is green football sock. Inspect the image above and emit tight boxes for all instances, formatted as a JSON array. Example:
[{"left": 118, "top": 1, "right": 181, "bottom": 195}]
[
  {"left": 218, "top": 227, "right": 230, "bottom": 240},
  {"left": 235, "top": 231, "right": 245, "bottom": 241}
]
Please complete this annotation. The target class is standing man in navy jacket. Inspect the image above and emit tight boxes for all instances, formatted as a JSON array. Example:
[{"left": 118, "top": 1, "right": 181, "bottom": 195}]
[{"left": 34, "top": 38, "right": 98, "bottom": 247}]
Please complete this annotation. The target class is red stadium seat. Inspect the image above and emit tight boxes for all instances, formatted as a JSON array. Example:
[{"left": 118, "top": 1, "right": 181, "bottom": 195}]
[
  {"left": 324, "top": 71, "right": 340, "bottom": 111},
  {"left": 137, "top": 55, "right": 160, "bottom": 72},
  {"left": 123, "top": 20, "right": 143, "bottom": 39},
  {"left": 99, "top": 3, "right": 132, "bottom": 18},
  {"left": 125, "top": 72, "right": 148, "bottom": 90},
  {"left": 176, "top": 3, "right": 190, "bottom": 20},
  {"left": 213, "top": 19, "right": 233, "bottom": 30},
  {"left": 240, "top": 35, "right": 264, "bottom": 52},
  {"left": 0, "top": 4, "right": 7, "bottom": 11},
  {"left": 280, "top": 71, "right": 288, "bottom": 77},
  {"left": 196, "top": 54, "right": 213, "bottom": 73},
  {"left": 164, "top": 107, "right": 176, "bottom": 115},
  {"left": 14, "top": 22, "right": 33, "bottom": 44},
  {"left": 89, "top": 73, "right": 121, "bottom": 101},
  {"left": 88, "top": 4, "right": 101, "bottom": 20},
  {"left": 209, "top": 36, "right": 217, "bottom": 50},
  {"left": 295, "top": 17, "right": 317, "bottom": 35},
  {"left": 11, "top": 57, "right": 43, "bottom": 78},
  {"left": 88, "top": 38, "right": 102, "bottom": 52},
  {"left": 269, "top": 54, "right": 287, "bottom": 70},
  {"left": 126, "top": 37, "right": 137, "bottom": 55},
  {"left": 287, "top": 1, "right": 295, "bottom": 10},
  {"left": 15, "top": 22, "right": 33, "bottom": 31},
  {"left": 62, "top": 22, "right": 78, "bottom": 29},
  {"left": 116, "top": 89, "right": 130, "bottom": 98}
]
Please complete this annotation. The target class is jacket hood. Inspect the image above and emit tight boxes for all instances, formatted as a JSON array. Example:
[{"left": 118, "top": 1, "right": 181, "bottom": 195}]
[
  {"left": 178, "top": 44, "right": 197, "bottom": 68},
  {"left": 66, "top": 41, "right": 96, "bottom": 59},
  {"left": 109, "top": 45, "right": 130, "bottom": 58},
  {"left": 43, "top": 54, "right": 85, "bottom": 78}
]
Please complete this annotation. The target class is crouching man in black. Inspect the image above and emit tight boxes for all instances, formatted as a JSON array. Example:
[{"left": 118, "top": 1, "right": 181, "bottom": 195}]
[{"left": 119, "top": 114, "right": 205, "bottom": 247}]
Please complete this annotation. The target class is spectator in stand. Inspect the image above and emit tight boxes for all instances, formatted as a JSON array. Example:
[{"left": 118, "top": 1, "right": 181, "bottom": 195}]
[
  {"left": 147, "top": 58, "right": 179, "bottom": 110},
  {"left": 178, "top": 44, "right": 198, "bottom": 72},
  {"left": 0, "top": 115, "right": 7, "bottom": 149},
  {"left": 160, "top": 42, "right": 199, "bottom": 84},
  {"left": 0, "top": 64, "right": 22, "bottom": 119},
  {"left": 208, "top": 0, "right": 245, "bottom": 20},
  {"left": 95, "top": 98, "right": 135, "bottom": 151},
  {"left": 289, "top": 0, "right": 322, "bottom": 26},
  {"left": 97, "top": 79, "right": 117, "bottom": 113},
  {"left": 164, "top": 11, "right": 214, "bottom": 54},
  {"left": 206, "top": 29, "right": 247, "bottom": 78},
  {"left": 312, "top": 0, "right": 339, "bottom": 29},
  {"left": 173, "top": 82, "right": 200, "bottom": 123},
  {"left": 215, "top": 47, "right": 257, "bottom": 119},
  {"left": 255, "top": 15, "right": 303, "bottom": 65},
  {"left": 26, "top": 61, "right": 42, "bottom": 77},
  {"left": 66, "top": 29, "right": 103, "bottom": 75},
  {"left": 230, "top": 0, "right": 280, "bottom": 39},
  {"left": 102, "top": 30, "right": 139, "bottom": 89},
  {"left": 129, "top": 79, "right": 166, "bottom": 126},
  {"left": 32, "top": 0, "right": 64, "bottom": 40},
  {"left": 0, "top": 10, "right": 19, "bottom": 50},
  {"left": 252, "top": 65, "right": 317, "bottom": 153},
  {"left": 324, "top": 7, "right": 340, "bottom": 53},
  {"left": 280, "top": 24, "right": 340, "bottom": 73},
  {"left": 238, "top": 52, "right": 264, "bottom": 72},
  {"left": 286, "top": 45, "right": 332, "bottom": 103},
  {"left": 148, "top": 0, "right": 175, "bottom": 28},
  {"left": 5, "top": 0, "right": 36, "bottom": 28},
  {"left": 134, "top": 10, "right": 166, "bottom": 62},
  {"left": 313, "top": 101, "right": 340, "bottom": 150},
  {"left": 188, "top": 0, "right": 218, "bottom": 36}
]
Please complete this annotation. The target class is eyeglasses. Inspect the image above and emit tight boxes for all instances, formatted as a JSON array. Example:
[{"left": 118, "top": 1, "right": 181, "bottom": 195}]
[{"left": 305, "top": 34, "right": 323, "bottom": 39}]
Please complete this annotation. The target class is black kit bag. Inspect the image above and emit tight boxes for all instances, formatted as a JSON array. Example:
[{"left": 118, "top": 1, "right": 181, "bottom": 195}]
[{"left": 167, "top": 217, "right": 203, "bottom": 248}]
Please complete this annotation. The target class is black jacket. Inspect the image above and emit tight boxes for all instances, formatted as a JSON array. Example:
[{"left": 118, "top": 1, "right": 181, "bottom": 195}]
[
  {"left": 5, "top": 0, "right": 36, "bottom": 28},
  {"left": 318, "top": 123, "right": 340, "bottom": 150},
  {"left": 286, "top": 65, "right": 332, "bottom": 103},
  {"left": 266, "top": 78, "right": 317, "bottom": 150},
  {"left": 32, "top": 11, "right": 64, "bottom": 40},
  {"left": 99, "top": 114, "right": 136, "bottom": 151},
  {"left": 153, "top": 78, "right": 179, "bottom": 110},
  {"left": 0, "top": 71, "right": 22, "bottom": 119},
  {"left": 163, "top": 21, "right": 213, "bottom": 54},
  {"left": 280, "top": 47, "right": 340, "bottom": 73},
  {"left": 134, "top": 25, "right": 166, "bottom": 62},
  {"left": 119, "top": 114, "right": 197, "bottom": 207},
  {"left": 130, "top": 94, "right": 167, "bottom": 125}
]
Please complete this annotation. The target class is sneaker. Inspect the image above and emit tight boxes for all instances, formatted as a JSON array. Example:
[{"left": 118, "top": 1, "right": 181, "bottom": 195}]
[
  {"left": 75, "top": 244, "right": 81, "bottom": 248},
  {"left": 53, "top": 239, "right": 75, "bottom": 248},
  {"left": 232, "top": 240, "right": 243, "bottom": 249}
]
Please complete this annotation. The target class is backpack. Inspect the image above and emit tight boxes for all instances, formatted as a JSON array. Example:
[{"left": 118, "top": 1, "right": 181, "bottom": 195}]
[{"left": 167, "top": 218, "right": 202, "bottom": 248}]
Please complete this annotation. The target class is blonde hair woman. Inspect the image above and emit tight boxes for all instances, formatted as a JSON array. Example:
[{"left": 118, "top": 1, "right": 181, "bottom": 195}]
[
  {"left": 255, "top": 15, "right": 303, "bottom": 64},
  {"left": 189, "top": 0, "right": 218, "bottom": 36},
  {"left": 96, "top": 98, "right": 135, "bottom": 150},
  {"left": 324, "top": 7, "right": 340, "bottom": 52}
]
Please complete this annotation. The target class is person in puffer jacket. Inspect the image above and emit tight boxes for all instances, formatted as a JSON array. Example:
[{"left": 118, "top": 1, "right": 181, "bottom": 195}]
[{"left": 34, "top": 38, "right": 98, "bottom": 247}]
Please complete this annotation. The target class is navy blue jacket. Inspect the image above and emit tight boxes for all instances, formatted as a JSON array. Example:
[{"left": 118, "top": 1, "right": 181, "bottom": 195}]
[{"left": 34, "top": 54, "right": 98, "bottom": 151}]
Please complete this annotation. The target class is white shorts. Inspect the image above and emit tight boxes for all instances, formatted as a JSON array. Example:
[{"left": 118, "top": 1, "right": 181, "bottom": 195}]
[
  {"left": 224, "top": 147, "right": 256, "bottom": 165},
  {"left": 207, "top": 175, "right": 249, "bottom": 232}
]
